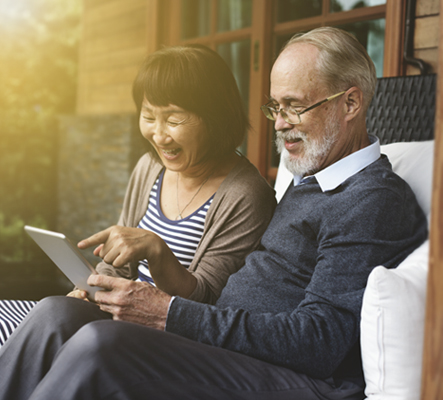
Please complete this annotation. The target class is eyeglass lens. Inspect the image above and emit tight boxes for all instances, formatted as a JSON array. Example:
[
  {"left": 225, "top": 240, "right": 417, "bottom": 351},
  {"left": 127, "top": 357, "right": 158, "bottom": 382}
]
[{"left": 261, "top": 106, "right": 300, "bottom": 124}]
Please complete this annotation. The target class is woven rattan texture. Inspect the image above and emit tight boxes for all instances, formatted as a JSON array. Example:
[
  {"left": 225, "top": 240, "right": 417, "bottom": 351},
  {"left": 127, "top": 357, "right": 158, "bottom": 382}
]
[{"left": 366, "top": 74, "right": 436, "bottom": 144}]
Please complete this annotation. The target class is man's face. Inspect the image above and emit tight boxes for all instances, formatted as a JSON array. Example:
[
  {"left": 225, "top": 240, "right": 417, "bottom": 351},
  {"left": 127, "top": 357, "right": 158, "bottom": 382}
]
[
  {"left": 270, "top": 43, "right": 343, "bottom": 177},
  {"left": 275, "top": 108, "right": 341, "bottom": 177}
]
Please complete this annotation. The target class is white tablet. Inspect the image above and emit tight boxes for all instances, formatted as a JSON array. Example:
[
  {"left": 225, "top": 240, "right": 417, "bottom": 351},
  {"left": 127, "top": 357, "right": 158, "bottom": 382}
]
[{"left": 24, "top": 225, "right": 100, "bottom": 300}]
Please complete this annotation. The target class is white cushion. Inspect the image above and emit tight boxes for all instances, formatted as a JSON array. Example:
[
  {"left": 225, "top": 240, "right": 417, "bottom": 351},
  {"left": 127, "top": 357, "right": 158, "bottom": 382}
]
[
  {"left": 361, "top": 240, "right": 429, "bottom": 400},
  {"left": 380, "top": 141, "right": 434, "bottom": 219},
  {"left": 361, "top": 142, "right": 433, "bottom": 398}
]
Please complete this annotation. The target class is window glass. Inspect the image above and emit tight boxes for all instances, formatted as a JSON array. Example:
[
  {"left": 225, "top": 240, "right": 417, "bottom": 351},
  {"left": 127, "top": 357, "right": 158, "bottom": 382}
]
[
  {"left": 331, "top": 0, "right": 386, "bottom": 13},
  {"left": 181, "top": 0, "right": 211, "bottom": 39},
  {"left": 276, "top": 0, "right": 322, "bottom": 23},
  {"left": 217, "top": 0, "right": 252, "bottom": 32},
  {"left": 337, "top": 18, "right": 385, "bottom": 78},
  {"left": 217, "top": 40, "right": 251, "bottom": 154}
]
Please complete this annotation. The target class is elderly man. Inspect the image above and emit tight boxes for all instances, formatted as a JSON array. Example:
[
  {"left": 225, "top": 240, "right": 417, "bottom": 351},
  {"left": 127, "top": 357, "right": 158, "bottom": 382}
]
[{"left": 0, "top": 27, "right": 427, "bottom": 400}]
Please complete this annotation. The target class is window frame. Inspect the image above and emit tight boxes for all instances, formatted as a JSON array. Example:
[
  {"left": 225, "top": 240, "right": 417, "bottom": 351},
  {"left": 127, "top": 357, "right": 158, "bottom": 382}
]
[{"left": 162, "top": 0, "right": 405, "bottom": 181}]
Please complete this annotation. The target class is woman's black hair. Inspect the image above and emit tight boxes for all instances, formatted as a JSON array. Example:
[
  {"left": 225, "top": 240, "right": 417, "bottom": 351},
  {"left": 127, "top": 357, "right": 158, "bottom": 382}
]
[{"left": 132, "top": 44, "right": 249, "bottom": 158}]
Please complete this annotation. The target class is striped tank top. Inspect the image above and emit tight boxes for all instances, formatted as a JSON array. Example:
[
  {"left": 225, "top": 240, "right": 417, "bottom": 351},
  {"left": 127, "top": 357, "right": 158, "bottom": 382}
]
[{"left": 137, "top": 169, "right": 214, "bottom": 285}]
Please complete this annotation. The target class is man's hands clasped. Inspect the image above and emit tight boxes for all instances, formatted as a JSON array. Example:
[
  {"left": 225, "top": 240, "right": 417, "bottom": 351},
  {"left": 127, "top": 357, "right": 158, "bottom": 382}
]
[{"left": 89, "top": 275, "right": 170, "bottom": 331}]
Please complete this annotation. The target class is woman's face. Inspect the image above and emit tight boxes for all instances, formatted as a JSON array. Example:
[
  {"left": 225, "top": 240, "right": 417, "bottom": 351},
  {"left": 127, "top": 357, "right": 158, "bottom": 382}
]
[{"left": 139, "top": 99, "right": 211, "bottom": 175}]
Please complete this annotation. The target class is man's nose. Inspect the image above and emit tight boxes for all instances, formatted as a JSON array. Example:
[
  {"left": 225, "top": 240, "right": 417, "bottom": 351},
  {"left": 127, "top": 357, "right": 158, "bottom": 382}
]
[{"left": 274, "top": 111, "right": 293, "bottom": 131}]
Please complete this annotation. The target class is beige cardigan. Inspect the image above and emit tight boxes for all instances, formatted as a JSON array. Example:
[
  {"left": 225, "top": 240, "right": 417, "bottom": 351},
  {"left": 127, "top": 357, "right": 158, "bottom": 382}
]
[{"left": 96, "top": 152, "right": 277, "bottom": 304}]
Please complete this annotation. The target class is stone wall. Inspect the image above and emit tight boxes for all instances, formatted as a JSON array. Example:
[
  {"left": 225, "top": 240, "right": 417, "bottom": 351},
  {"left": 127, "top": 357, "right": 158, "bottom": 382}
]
[{"left": 57, "top": 113, "right": 148, "bottom": 264}]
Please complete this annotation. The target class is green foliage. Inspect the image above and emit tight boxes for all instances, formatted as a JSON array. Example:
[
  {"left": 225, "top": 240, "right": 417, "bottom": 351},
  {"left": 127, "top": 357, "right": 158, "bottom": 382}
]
[
  {"left": 0, "top": 0, "right": 81, "bottom": 262},
  {"left": 0, "top": 213, "right": 49, "bottom": 262}
]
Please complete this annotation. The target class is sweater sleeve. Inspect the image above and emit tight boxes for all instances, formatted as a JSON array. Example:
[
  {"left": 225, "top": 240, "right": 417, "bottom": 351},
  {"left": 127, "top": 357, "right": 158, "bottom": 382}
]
[
  {"left": 166, "top": 184, "right": 427, "bottom": 378},
  {"left": 186, "top": 159, "right": 277, "bottom": 304}
]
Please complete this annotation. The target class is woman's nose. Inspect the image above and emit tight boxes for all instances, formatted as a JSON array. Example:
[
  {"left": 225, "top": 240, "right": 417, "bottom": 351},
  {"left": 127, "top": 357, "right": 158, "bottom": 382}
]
[{"left": 152, "top": 124, "right": 172, "bottom": 145}]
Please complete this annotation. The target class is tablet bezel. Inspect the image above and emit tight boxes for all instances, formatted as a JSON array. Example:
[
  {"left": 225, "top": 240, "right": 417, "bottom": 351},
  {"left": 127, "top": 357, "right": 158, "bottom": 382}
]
[{"left": 24, "top": 225, "right": 100, "bottom": 300}]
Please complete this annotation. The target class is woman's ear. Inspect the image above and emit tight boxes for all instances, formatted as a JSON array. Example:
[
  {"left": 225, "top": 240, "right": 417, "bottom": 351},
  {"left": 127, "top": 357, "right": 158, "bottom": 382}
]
[{"left": 343, "top": 87, "right": 363, "bottom": 122}]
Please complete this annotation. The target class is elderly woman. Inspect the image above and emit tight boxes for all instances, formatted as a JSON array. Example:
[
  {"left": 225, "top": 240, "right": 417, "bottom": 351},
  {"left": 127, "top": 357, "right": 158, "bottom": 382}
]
[{"left": 0, "top": 44, "right": 276, "bottom": 347}]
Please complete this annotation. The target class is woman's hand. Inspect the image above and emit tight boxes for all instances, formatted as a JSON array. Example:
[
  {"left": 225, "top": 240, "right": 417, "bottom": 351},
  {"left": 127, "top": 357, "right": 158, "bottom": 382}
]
[
  {"left": 87, "top": 274, "right": 171, "bottom": 330},
  {"left": 66, "top": 289, "right": 89, "bottom": 301},
  {"left": 79, "top": 225, "right": 197, "bottom": 298},
  {"left": 78, "top": 226, "right": 164, "bottom": 268}
]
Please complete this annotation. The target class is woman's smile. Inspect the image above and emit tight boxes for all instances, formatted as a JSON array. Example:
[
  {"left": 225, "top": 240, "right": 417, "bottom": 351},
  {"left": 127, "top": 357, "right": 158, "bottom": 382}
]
[
  {"left": 159, "top": 147, "right": 182, "bottom": 159},
  {"left": 139, "top": 100, "right": 210, "bottom": 175}
]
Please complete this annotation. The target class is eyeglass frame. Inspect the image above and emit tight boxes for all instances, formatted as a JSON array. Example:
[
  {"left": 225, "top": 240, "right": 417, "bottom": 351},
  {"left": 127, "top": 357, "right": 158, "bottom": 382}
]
[{"left": 260, "top": 90, "right": 347, "bottom": 125}]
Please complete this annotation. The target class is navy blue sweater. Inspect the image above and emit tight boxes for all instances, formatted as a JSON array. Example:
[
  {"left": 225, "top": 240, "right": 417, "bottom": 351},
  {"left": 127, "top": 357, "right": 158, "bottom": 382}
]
[{"left": 166, "top": 156, "right": 427, "bottom": 383}]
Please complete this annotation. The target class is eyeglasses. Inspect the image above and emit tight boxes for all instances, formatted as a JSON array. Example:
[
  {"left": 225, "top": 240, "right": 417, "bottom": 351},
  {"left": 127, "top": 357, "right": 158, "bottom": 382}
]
[{"left": 260, "top": 91, "right": 347, "bottom": 125}]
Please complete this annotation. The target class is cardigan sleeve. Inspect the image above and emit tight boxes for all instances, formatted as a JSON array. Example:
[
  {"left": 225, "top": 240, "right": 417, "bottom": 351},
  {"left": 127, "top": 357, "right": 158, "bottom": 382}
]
[{"left": 186, "top": 158, "right": 277, "bottom": 304}]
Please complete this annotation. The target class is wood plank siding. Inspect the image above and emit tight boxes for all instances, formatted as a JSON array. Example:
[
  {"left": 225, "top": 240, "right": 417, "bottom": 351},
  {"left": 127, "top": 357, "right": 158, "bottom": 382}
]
[
  {"left": 407, "top": 0, "right": 440, "bottom": 74},
  {"left": 76, "top": 0, "right": 159, "bottom": 114}
]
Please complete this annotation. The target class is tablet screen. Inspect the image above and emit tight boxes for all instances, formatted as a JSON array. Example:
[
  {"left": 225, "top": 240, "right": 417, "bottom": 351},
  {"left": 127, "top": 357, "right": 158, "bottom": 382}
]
[{"left": 24, "top": 225, "right": 100, "bottom": 300}]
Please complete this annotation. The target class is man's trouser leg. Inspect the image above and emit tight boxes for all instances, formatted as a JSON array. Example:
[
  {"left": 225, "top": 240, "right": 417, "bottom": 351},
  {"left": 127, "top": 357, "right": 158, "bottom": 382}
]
[{"left": 24, "top": 318, "right": 364, "bottom": 400}]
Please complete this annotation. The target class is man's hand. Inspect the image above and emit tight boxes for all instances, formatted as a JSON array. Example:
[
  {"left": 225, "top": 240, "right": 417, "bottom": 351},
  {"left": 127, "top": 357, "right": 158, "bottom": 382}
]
[
  {"left": 78, "top": 226, "right": 163, "bottom": 268},
  {"left": 87, "top": 274, "right": 171, "bottom": 331}
]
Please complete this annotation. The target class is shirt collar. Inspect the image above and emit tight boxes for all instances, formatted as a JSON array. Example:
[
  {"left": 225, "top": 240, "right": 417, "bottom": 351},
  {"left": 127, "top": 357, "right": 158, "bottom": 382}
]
[{"left": 293, "top": 135, "right": 380, "bottom": 192}]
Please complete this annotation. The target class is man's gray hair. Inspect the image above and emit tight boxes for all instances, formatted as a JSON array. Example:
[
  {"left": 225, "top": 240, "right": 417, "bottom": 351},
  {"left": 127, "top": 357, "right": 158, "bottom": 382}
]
[{"left": 283, "top": 27, "right": 377, "bottom": 111}]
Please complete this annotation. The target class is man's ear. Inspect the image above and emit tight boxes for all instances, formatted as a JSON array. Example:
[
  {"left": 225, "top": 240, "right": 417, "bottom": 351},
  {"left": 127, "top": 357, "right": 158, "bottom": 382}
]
[{"left": 343, "top": 87, "right": 363, "bottom": 121}]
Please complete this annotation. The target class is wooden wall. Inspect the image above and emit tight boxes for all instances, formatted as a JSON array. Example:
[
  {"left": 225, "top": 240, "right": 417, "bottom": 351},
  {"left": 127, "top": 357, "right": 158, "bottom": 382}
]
[
  {"left": 76, "top": 0, "right": 439, "bottom": 115},
  {"left": 76, "top": 0, "right": 158, "bottom": 115},
  {"left": 408, "top": 0, "right": 440, "bottom": 74}
]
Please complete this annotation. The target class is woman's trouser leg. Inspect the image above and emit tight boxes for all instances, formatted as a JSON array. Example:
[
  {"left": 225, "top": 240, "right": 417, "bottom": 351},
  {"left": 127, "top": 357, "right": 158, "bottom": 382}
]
[
  {"left": 27, "top": 320, "right": 364, "bottom": 400},
  {"left": 0, "top": 296, "right": 111, "bottom": 400}
]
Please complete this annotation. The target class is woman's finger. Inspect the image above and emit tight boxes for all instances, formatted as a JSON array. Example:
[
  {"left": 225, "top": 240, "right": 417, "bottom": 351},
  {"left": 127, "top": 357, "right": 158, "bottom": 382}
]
[
  {"left": 93, "top": 244, "right": 104, "bottom": 257},
  {"left": 78, "top": 227, "right": 113, "bottom": 249},
  {"left": 66, "top": 289, "right": 89, "bottom": 301}
]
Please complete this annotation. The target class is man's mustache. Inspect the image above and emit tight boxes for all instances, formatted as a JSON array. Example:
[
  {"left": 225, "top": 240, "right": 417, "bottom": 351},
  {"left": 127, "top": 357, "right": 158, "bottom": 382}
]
[{"left": 276, "top": 130, "right": 306, "bottom": 141}]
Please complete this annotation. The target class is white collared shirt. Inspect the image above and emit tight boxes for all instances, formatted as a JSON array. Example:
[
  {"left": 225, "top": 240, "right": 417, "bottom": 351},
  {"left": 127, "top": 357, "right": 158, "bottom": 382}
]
[{"left": 293, "top": 135, "right": 380, "bottom": 192}]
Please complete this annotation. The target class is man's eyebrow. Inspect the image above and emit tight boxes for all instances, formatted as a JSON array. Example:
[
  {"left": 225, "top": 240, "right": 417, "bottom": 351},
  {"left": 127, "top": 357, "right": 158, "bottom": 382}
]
[{"left": 268, "top": 95, "right": 306, "bottom": 103}]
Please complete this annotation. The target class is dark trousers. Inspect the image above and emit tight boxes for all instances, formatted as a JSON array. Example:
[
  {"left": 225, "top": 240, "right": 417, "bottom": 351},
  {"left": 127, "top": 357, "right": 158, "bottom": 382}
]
[{"left": 0, "top": 296, "right": 364, "bottom": 400}]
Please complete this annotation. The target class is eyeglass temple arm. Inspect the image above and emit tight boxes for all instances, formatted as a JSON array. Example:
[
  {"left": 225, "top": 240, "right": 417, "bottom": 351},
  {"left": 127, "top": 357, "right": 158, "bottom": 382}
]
[{"left": 300, "top": 91, "right": 346, "bottom": 115}]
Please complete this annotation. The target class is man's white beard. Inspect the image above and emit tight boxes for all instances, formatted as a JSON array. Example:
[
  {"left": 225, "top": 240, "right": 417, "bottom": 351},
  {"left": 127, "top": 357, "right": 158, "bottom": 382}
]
[{"left": 275, "top": 111, "right": 341, "bottom": 177}]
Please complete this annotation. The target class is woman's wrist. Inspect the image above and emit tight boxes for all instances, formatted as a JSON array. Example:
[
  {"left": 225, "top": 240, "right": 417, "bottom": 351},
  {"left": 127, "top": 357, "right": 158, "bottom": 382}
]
[{"left": 145, "top": 236, "right": 174, "bottom": 274}]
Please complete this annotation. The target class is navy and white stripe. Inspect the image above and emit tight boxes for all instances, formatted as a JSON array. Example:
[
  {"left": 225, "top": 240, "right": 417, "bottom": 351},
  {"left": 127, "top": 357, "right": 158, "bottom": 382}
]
[
  {"left": 137, "top": 170, "right": 213, "bottom": 285},
  {"left": 0, "top": 300, "right": 37, "bottom": 347}
]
